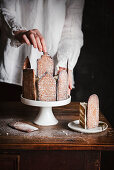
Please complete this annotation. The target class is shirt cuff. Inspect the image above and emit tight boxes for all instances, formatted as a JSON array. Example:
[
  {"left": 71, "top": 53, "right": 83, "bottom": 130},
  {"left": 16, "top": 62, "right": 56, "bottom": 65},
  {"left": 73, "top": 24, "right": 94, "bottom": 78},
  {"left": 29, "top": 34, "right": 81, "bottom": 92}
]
[
  {"left": 55, "top": 58, "right": 68, "bottom": 75},
  {"left": 10, "top": 27, "right": 27, "bottom": 47}
]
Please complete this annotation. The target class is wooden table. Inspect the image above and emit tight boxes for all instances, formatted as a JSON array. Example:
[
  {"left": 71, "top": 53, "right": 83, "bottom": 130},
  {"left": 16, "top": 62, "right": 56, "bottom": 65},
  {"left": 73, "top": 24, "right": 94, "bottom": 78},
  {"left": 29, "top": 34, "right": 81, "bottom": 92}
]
[{"left": 0, "top": 102, "right": 114, "bottom": 170}]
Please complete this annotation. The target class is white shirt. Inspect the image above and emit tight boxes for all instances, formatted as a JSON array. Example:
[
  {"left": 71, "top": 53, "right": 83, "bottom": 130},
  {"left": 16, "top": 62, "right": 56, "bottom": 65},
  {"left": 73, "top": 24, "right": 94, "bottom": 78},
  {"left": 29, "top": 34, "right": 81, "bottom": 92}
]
[{"left": 0, "top": 0, "right": 84, "bottom": 86}]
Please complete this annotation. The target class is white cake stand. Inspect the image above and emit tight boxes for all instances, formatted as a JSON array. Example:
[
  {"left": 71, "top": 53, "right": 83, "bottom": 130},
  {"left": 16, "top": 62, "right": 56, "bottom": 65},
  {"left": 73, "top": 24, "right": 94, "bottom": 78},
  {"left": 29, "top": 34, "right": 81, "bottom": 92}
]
[{"left": 21, "top": 96, "right": 71, "bottom": 126}]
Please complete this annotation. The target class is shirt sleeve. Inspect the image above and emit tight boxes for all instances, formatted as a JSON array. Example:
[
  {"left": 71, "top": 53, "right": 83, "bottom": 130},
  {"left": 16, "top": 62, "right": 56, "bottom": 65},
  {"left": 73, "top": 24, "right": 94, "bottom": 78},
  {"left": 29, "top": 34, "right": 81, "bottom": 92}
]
[
  {"left": 0, "top": 0, "right": 26, "bottom": 47},
  {"left": 56, "top": 0, "right": 84, "bottom": 71}
]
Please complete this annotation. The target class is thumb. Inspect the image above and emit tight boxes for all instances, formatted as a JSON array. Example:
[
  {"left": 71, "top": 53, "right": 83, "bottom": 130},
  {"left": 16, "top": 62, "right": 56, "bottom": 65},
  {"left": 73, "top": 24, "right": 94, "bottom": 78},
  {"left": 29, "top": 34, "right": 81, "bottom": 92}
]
[
  {"left": 68, "top": 69, "right": 72, "bottom": 90},
  {"left": 67, "top": 88, "right": 71, "bottom": 96}
]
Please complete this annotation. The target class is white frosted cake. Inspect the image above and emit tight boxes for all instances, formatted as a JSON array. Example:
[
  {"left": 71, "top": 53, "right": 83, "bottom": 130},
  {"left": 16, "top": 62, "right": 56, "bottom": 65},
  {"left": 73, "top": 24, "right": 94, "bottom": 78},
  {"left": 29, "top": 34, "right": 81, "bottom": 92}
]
[{"left": 22, "top": 53, "right": 68, "bottom": 101}]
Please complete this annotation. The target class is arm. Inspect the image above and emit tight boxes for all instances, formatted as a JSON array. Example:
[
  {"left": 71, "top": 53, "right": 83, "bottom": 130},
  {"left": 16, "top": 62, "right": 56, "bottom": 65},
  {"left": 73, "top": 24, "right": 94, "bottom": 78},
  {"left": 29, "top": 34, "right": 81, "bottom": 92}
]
[
  {"left": 0, "top": 0, "right": 26, "bottom": 46},
  {"left": 57, "top": 0, "right": 84, "bottom": 89},
  {"left": 0, "top": 0, "right": 46, "bottom": 51}
]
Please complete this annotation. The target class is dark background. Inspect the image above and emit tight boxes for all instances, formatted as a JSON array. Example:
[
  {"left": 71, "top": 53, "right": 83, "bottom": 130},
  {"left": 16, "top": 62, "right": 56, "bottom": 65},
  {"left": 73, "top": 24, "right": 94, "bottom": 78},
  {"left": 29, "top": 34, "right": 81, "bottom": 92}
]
[
  {"left": 0, "top": 1, "right": 114, "bottom": 169},
  {"left": 72, "top": 0, "right": 114, "bottom": 127},
  {"left": 0, "top": 0, "right": 114, "bottom": 126}
]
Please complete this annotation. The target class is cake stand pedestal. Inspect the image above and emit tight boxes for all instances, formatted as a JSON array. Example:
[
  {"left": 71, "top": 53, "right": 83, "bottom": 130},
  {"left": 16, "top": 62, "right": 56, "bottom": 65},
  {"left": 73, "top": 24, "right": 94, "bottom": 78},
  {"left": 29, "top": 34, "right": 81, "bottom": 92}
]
[{"left": 21, "top": 96, "right": 71, "bottom": 126}]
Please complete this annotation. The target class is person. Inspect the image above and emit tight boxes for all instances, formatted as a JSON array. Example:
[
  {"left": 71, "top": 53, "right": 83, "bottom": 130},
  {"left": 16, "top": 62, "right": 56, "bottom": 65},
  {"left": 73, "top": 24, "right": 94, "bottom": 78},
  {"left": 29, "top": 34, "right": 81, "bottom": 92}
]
[{"left": 0, "top": 0, "right": 84, "bottom": 99}]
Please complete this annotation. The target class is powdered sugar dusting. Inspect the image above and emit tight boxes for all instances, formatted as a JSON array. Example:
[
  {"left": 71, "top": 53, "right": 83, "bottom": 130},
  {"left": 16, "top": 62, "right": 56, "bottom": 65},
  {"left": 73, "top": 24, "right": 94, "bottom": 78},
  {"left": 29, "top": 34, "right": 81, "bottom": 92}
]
[
  {"left": 87, "top": 94, "right": 99, "bottom": 129},
  {"left": 37, "top": 55, "right": 54, "bottom": 78},
  {"left": 38, "top": 73, "right": 56, "bottom": 101},
  {"left": 9, "top": 121, "right": 38, "bottom": 132},
  {"left": 0, "top": 118, "right": 85, "bottom": 141},
  {"left": 57, "top": 70, "right": 68, "bottom": 101}
]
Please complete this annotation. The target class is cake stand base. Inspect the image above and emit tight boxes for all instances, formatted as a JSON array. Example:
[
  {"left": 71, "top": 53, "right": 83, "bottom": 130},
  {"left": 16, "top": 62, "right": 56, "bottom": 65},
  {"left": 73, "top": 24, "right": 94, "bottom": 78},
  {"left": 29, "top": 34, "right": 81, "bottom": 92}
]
[
  {"left": 34, "top": 107, "right": 58, "bottom": 126},
  {"left": 21, "top": 96, "right": 71, "bottom": 126}
]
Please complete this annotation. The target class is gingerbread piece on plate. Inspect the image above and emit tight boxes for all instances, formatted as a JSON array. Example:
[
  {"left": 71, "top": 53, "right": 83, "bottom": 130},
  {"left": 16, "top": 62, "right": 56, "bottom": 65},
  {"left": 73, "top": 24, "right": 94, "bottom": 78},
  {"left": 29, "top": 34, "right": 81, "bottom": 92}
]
[
  {"left": 79, "top": 94, "right": 99, "bottom": 129},
  {"left": 38, "top": 72, "right": 56, "bottom": 101},
  {"left": 57, "top": 70, "right": 68, "bottom": 101},
  {"left": 87, "top": 94, "right": 99, "bottom": 129}
]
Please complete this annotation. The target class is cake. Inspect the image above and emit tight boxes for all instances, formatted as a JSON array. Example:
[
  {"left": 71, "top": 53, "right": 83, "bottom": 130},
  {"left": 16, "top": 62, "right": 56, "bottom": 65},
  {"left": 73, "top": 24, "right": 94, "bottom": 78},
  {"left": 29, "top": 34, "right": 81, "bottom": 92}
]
[
  {"left": 79, "top": 102, "right": 87, "bottom": 129},
  {"left": 38, "top": 72, "right": 56, "bottom": 101},
  {"left": 57, "top": 70, "right": 68, "bottom": 101},
  {"left": 22, "top": 57, "right": 36, "bottom": 100},
  {"left": 79, "top": 94, "right": 99, "bottom": 129},
  {"left": 22, "top": 53, "right": 68, "bottom": 101},
  {"left": 37, "top": 52, "right": 54, "bottom": 78},
  {"left": 23, "top": 69, "right": 36, "bottom": 100}
]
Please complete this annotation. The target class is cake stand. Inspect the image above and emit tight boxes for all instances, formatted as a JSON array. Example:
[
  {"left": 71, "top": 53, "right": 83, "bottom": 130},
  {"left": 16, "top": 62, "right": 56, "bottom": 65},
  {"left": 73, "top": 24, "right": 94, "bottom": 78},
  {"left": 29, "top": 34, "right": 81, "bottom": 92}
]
[{"left": 21, "top": 96, "right": 71, "bottom": 126}]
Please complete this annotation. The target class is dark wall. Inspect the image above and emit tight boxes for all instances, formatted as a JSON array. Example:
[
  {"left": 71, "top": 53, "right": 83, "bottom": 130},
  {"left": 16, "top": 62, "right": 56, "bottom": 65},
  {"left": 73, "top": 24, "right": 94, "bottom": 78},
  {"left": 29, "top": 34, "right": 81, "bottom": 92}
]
[{"left": 72, "top": 0, "right": 114, "bottom": 126}]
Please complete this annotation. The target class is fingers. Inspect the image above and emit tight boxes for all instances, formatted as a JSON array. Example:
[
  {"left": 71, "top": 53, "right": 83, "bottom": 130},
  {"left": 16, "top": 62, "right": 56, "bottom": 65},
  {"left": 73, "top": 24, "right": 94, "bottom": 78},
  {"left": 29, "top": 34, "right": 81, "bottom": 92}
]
[
  {"left": 29, "top": 29, "right": 46, "bottom": 52},
  {"left": 67, "top": 80, "right": 72, "bottom": 96},
  {"left": 24, "top": 29, "right": 47, "bottom": 52},
  {"left": 34, "top": 29, "right": 47, "bottom": 52},
  {"left": 67, "top": 88, "right": 71, "bottom": 96},
  {"left": 30, "top": 33, "right": 38, "bottom": 48},
  {"left": 57, "top": 67, "right": 67, "bottom": 75},
  {"left": 33, "top": 29, "right": 46, "bottom": 52},
  {"left": 68, "top": 69, "right": 72, "bottom": 96},
  {"left": 40, "top": 37, "right": 47, "bottom": 52},
  {"left": 14, "top": 29, "right": 47, "bottom": 52},
  {"left": 59, "top": 67, "right": 67, "bottom": 72},
  {"left": 22, "top": 34, "right": 30, "bottom": 45},
  {"left": 21, "top": 30, "right": 37, "bottom": 47},
  {"left": 35, "top": 36, "right": 42, "bottom": 52},
  {"left": 68, "top": 81, "right": 72, "bottom": 90}
]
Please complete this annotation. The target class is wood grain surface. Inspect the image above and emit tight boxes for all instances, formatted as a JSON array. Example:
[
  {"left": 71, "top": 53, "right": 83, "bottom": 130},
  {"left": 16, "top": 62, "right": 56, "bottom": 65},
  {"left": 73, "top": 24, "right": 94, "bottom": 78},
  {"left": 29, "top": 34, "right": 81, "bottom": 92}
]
[{"left": 0, "top": 102, "right": 114, "bottom": 151}]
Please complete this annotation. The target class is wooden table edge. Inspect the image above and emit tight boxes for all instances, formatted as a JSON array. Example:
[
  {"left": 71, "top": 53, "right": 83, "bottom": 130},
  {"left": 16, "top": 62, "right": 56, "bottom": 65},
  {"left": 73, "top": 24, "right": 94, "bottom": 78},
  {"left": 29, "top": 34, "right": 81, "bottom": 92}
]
[{"left": 0, "top": 143, "right": 114, "bottom": 151}]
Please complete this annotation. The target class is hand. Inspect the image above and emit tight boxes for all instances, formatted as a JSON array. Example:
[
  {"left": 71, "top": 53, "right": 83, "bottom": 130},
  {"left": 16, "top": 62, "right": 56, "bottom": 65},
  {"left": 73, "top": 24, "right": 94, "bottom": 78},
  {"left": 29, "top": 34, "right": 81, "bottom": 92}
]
[
  {"left": 67, "top": 69, "right": 72, "bottom": 96},
  {"left": 13, "top": 29, "right": 47, "bottom": 52},
  {"left": 58, "top": 67, "right": 72, "bottom": 96}
]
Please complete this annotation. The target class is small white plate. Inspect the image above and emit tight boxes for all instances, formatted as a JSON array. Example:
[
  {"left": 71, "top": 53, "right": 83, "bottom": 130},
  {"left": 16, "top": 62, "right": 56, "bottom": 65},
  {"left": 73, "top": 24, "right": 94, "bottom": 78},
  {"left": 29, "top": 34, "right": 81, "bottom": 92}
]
[{"left": 68, "top": 120, "right": 108, "bottom": 133}]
